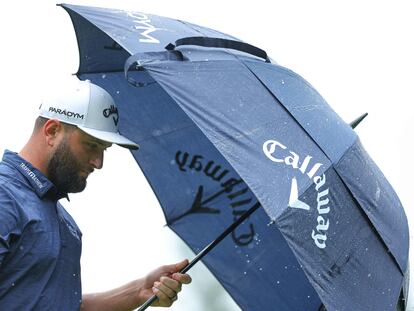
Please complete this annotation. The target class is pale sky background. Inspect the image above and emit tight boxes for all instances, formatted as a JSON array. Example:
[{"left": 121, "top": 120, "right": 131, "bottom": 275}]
[{"left": 1, "top": 1, "right": 413, "bottom": 310}]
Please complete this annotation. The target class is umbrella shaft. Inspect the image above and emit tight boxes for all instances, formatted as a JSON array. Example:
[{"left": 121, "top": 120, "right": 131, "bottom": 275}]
[
  {"left": 136, "top": 201, "right": 261, "bottom": 310},
  {"left": 181, "top": 201, "right": 261, "bottom": 274}
]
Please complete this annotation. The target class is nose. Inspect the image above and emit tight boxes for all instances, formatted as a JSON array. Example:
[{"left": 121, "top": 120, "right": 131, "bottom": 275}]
[{"left": 89, "top": 151, "right": 104, "bottom": 170}]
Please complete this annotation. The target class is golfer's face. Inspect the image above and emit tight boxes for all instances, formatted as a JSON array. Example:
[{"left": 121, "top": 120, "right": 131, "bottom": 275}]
[{"left": 70, "top": 129, "right": 112, "bottom": 177}]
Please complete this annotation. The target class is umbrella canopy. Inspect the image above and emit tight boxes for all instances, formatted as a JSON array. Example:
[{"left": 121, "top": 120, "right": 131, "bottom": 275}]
[{"left": 61, "top": 4, "right": 409, "bottom": 311}]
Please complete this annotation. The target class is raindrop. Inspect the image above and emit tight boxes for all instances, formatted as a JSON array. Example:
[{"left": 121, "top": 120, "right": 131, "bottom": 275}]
[
  {"left": 102, "top": 74, "right": 107, "bottom": 79},
  {"left": 307, "top": 295, "right": 310, "bottom": 299},
  {"left": 276, "top": 280, "right": 280, "bottom": 284},
  {"left": 73, "top": 273, "right": 76, "bottom": 277},
  {"left": 246, "top": 260, "right": 251, "bottom": 263},
  {"left": 243, "top": 271, "right": 247, "bottom": 275},
  {"left": 281, "top": 80, "right": 285, "bottom": 85},
  {"left": 11, "top": 283, "right": 15, "bottom": 287},
  {"left": 19, "top": 246, "right": 24, "bottom": 251},
  {"left": 284, "top": 266, "right": 288, "bottom": 269},
  {"left": 365, "top": 248, "right": 369, "bottom": 251},
  {"left": 152, "top": 129, "right": 162, "bottom": 136},
  {"left": 116, "top": 90, "right": 120, "bottom": 94},
  {"left": 259, "top": 268, "right": 263, "bottom": 271},
  {"left": 368, "top": 273, "right": 371, "bottom": 278}
]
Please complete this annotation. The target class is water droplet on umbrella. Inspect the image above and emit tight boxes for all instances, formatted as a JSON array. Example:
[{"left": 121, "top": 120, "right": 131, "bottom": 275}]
[
  {"left": 368, "top": 273, "right": 371, "bottom": 278},
  {"left": 243, "top": 271, "right": 247, "bottom": 275},
  {"left": 102, "top": 74, "right": 106, "bottom": 79},
  {"left": 11, "top": 283, "right": 15, "bottom": 287},
  {"left": 259, "top": 268, "right": 263, "bottom": 271},
  {"left": 152, "top": 129, "right": 162, "bottom": 136}
]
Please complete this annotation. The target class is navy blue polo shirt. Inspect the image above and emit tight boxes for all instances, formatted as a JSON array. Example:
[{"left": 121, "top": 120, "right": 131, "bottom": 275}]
[{"left": 0, "top": 150, "right": 82, "bottom": 310}]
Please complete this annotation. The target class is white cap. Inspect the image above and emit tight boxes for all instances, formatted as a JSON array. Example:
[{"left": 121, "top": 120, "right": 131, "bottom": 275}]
[{"left": 39, "top": 80, "right": 139, "bottom": 150}]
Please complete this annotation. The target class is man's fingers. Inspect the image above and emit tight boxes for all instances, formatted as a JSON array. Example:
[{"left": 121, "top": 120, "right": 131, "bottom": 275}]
[
  {"left": 160, "top": 276, "right": 182, "bottom": 293},
  {"left": 153, "top": 278, "right": 180, "bottom": 303},
  {"left": 161, "top": 259, "right": 189, "bottom": 274},
  {"left": 174, "top": 259, "right": 189, "bottom": 271},
  {"left": 148, "top": 260, "right": 191, "bottom": 307},
  {"left": 172, "top": 272, "right": 192, "bottom": 285},
  {"left": 152, "top": 286, "right": 173, "bottom": 306}
]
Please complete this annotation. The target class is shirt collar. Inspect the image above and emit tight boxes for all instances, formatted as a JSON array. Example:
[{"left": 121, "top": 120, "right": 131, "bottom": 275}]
[{"left": 2, "top": 150, "right": 69, "bottom": 200}]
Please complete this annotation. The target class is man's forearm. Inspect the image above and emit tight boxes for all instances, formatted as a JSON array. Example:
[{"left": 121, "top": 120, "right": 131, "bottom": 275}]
[{"left": 81, "top": 279, "right": 145, "bottom": 311}]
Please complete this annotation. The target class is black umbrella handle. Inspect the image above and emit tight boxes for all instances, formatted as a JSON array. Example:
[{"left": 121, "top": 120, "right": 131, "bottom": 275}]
[
  {"left": 136, "top": 201, "right": 262, "bottom": 311},
  {"left": 166, "top": 36, "right": 271, "bottom": 63}
]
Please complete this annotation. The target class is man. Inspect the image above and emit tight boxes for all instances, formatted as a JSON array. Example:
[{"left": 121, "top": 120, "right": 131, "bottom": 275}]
[{"left": 0, "top": 80, "right": 191, "bottom": 310}]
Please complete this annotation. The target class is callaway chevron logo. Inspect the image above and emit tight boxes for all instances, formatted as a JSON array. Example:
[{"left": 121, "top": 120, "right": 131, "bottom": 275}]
[{"left": 263, "top": 139, "right": 331, "bottom": 249}]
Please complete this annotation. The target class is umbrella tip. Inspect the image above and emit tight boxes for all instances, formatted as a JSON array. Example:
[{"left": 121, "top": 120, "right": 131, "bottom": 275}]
[{"left": 349, "top": 112, "right": 368, "bottom": 129}]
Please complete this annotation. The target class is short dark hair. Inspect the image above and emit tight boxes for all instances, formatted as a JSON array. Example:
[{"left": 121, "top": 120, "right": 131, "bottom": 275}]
[
  {"left": 33, "top": 117, "right": 77, "bottom": 133},
  {"left": 34, "top": 116, "right": 48, "bottom": 132}
]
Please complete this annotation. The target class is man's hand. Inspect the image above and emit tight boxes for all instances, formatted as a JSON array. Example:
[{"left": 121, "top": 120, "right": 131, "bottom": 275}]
[
  {"left": 139, "top": 259, "right": 192, "bottom": 307},
  {"left": 81, "top": 260, "right": 192, "bottom": 311}
]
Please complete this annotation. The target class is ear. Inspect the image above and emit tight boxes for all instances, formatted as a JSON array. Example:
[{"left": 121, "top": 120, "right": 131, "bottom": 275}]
[{"left": 43, "top": 119, "right": 63, "bottom": 147}]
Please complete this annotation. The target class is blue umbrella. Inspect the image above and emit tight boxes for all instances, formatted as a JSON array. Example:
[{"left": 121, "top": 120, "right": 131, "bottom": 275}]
[{"left": 60, "top": 4, "right": 409, "bottom": 311}]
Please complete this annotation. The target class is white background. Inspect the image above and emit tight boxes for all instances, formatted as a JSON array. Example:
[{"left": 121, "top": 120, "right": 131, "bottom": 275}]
[{"left": 1, "top": 1, "right": 413, "bottom": 310}]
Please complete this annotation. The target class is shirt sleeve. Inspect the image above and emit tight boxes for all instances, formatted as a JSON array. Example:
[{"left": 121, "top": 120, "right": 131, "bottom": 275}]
[{"left": 0, "top": 186, "right": 21, "bottom": 267}]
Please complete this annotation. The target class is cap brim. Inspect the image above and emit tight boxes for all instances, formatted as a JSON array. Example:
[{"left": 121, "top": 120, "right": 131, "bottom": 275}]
[{"left": 78, "top": 126, "right": 139, "bottom": 150}]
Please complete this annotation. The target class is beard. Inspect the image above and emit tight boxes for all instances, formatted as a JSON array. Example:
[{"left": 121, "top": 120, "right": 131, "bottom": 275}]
[{"left": 48, "top": 137, "right": 87, "bottom": 194}]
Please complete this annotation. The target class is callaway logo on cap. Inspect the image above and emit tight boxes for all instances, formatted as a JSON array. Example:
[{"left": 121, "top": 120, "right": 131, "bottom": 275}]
[{"left": 39, "top": 80, "right": 139, "bottom": 150}]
